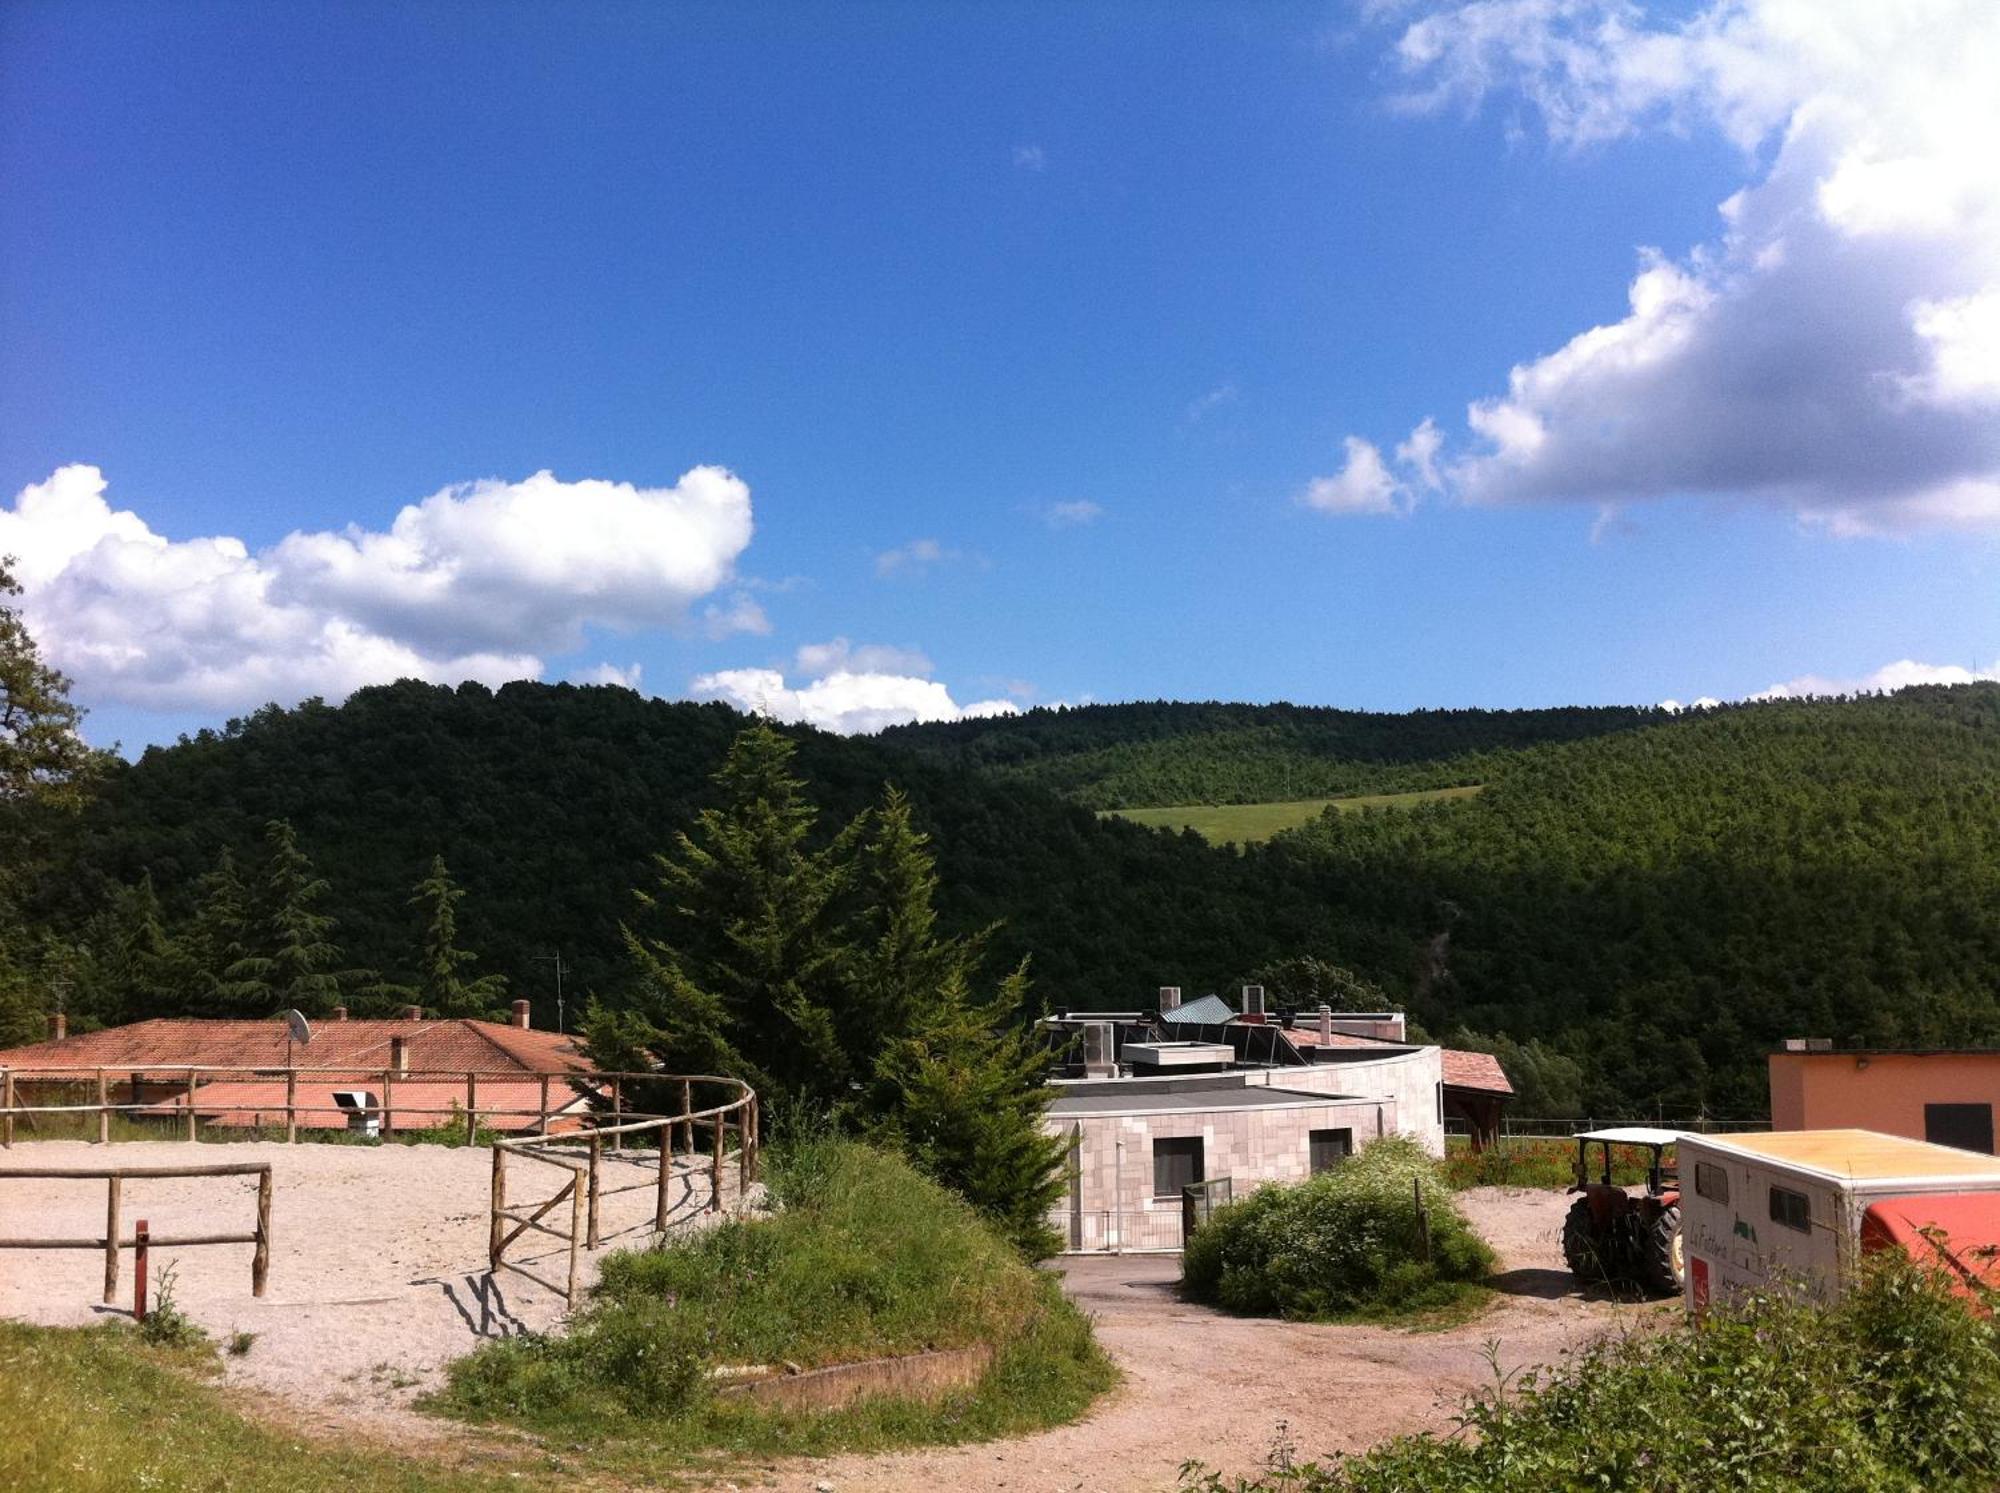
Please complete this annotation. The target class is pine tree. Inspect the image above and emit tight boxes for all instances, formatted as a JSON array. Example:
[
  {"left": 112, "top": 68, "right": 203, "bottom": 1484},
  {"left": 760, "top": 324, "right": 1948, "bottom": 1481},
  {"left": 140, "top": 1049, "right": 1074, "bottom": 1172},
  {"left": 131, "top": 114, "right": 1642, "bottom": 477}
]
[
  {"left": 99, "top": 871, "right": 176, "bottom": 1022},
  {"left": 843, "top": 785, "right": 987, "bottom": 1073},
  {"left": 408, "top": 854, "right": 508, "bottom": 1018},
  {"left": 608, "top": 722, "right": 862, "bottom": 1106},
  {"left": 222, "top": 820, "right": 349, "bottom": 1016},
  {"left": 872, "top": 961, "right": 1068, "bottom": 1259},
  {"left": 175, "top": 848, "right": 250, "bottom": 1013}
]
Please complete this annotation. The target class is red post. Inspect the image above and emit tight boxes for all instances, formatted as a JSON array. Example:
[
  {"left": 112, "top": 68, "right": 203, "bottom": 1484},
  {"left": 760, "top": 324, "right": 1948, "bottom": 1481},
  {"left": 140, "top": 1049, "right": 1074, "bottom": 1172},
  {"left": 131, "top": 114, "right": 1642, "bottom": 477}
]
[{"left": 133, "top": 1219, "right": 150, "bottom": 1322}]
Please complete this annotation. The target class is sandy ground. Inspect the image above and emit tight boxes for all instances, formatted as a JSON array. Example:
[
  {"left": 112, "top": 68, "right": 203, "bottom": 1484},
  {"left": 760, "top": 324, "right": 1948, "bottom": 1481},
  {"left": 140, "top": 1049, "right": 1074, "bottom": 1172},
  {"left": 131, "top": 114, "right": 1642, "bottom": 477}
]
[
  {"left": 1, "top": 1149, "right": 1658, "bottom": 1491},
  {"left": 763, "top": 1188, "right": 1664, "bottom": 1493},
  {"left": 0, "top": 1138, "right": 744, "bottom": 1440}
]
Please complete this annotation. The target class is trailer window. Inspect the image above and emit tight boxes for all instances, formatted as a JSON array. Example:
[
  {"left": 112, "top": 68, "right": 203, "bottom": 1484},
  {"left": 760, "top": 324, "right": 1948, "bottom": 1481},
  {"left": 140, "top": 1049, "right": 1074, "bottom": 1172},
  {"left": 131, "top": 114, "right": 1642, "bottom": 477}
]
[
  {"left": 1769, "top": 1185, "right": 1811, "bottom": 1233},
  {"left": 1694, "top": 1161, "right": 1730, "bottom": 1205}
]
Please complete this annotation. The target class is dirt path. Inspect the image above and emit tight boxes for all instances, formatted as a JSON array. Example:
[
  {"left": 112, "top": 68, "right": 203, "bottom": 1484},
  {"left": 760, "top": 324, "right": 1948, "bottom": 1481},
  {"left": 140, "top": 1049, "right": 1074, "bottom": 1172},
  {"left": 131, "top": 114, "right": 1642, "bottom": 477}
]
[
  {"left": 0, "top": 1138, "right": 741, "bottom": 1441},
  {"left": 758, "top": 1188, "right": 1663, "bottom": 1493}
]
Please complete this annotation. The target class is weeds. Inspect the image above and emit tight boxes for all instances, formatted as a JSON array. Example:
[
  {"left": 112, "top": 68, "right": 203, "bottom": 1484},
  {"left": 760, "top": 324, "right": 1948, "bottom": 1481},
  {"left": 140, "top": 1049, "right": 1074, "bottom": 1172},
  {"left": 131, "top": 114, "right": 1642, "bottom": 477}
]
[{"left": 137, "top": 1262, "right": 208, "bottom": 1351}]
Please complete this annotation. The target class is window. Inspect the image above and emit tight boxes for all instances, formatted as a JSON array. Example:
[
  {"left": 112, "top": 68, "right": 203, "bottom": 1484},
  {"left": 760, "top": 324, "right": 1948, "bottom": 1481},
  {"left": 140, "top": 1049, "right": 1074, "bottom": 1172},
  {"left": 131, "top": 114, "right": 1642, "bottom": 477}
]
[
  {"left": 1925, "top": 1103, "right": 1996, "bottom": 1155},
  {"left": 1153, "top": 1137, "right": 1204, "bottom": 1198},
  {"left": 1769, "top": 1185, "right": 1811, "bottom": 1234},
  {"left": 1310, "top": 1128, "right": 1353, "bottom": 1174},
  {"left": 1693, "top": 1162, "right": 1730, "bottom": 1205}
]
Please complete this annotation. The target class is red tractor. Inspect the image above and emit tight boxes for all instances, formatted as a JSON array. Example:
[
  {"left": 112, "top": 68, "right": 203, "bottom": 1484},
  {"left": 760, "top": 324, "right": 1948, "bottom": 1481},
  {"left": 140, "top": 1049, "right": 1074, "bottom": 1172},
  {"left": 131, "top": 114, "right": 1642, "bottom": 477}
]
[{"left": 1561, "top": 1127, "right": 1685, "bottom": 1295}]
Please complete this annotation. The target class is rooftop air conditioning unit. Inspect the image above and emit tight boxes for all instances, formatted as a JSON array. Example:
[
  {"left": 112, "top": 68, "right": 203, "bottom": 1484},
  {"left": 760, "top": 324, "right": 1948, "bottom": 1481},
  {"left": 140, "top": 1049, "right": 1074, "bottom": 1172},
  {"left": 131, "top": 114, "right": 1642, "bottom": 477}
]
[{"left": 1082, "top": 1021, "right": 1117, "bottom": 1079}]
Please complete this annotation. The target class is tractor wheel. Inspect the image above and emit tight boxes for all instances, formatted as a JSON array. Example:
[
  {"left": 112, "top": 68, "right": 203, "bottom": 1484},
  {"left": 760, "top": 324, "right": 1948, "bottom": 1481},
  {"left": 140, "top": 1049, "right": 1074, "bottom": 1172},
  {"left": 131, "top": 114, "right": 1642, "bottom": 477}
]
[
  {"left": 1561, "top": 1197, "right": 1607, "bottom": 1282},
  {"left": 1640, "top": 1203, "right": 1684, "bottom": 1295}
]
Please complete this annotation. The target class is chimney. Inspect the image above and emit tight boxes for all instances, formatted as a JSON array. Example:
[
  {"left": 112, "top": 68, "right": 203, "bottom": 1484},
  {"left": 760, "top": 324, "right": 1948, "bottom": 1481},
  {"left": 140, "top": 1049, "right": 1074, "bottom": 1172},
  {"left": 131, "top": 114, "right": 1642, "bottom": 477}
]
[
  {"left": 1082, "top": 1020, "right": 1117, "bottom": 1079},
  {"left": 1241, "top": 984, "right": 1266, "bottom": 1022},
  {"left": 390, "top": 1035, "right": 409, "bottom": 1075},
  {"left": 1158, "top": 986, "right": 1182, "bottom": 1014},
  {"left": 511, "top": 999, "right": 532, "bottom": 1030},
  {"left": 401, "top": 1005, "right": 423, "bottom": 1022},
  {"left": 1318, "top": 1004, "right": 1333, "bottom": 1043},
  {"left": 331, "top": 1005, "right": 348, "bottom": 1022},
  {"left": 48, "top": 1012, "right": 66, "bottom": 1042}
]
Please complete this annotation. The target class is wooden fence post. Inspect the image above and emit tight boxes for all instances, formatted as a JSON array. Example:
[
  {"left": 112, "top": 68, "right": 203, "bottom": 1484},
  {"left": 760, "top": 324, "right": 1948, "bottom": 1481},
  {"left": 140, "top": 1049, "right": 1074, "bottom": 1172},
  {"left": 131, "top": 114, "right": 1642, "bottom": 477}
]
[
  {"left": 655, "top": 1127, "right": 671, "bottom": 1232},
  {"left": 284, "top": 1069, "right": 297, "bottom": 1145},
  {"left": 610, "top": 1079, "right": 622, "bottom": 1152},
  {"left": 465, "top": 1072, "right": 478, "bottom": 1146},
  {"left": 97, "top": 1069, "right": 110, "bottom": 1146},
  {"left": 3, "top": 1069, "right": 15, "bottom": 1149},
  {"left": 490, "top": 1144, "right": 506, "bottom": 1268},
  {"left": 184, "top": 1068, "right": 197, "bottom": 1142},
  {"left": 381, "top": 1068, "right": 395, "bottom": 1138},
  {"left": 134, "top": 1219, "right": 150, "bottom": 1321},
  {"left": 587, "top": 1132, "right": 602, "bottom": 1249},
  {"left": 566, "top": 1171, "right": 586, "bottom": 1308},
  {"left": 538, "top": 1075, "right": 551, "bottom": 1137},
  {"left": 253, "top": 1168, "right": 272, "bottom": 1297},
  {"left": 681, "top": 1078, "right": 693, "bottom": 1158},
  {"left": 709, "top": 1110, "right": 724, "bottom": 1213},
  {"left": 103, "top": 1174, "right": 121, "bottom": 1304}
]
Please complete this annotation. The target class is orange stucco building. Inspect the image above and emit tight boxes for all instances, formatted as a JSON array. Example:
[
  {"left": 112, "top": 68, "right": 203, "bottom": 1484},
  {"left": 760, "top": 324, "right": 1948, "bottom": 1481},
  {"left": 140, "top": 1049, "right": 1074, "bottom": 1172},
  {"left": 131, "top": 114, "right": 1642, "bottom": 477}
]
[{"left": 1769, "top": 1045, "right": 2000, "bottom": 1154}]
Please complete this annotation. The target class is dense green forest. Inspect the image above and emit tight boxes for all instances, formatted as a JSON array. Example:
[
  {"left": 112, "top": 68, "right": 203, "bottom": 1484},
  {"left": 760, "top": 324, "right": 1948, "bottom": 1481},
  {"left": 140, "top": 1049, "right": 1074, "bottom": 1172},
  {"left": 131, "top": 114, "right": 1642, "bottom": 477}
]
[
  {"left": 880, "top": 699, "right": 1660, "bottom": 807},
  {"left": 8, "top": 668, "right": 2000, "bottom": 1119}
]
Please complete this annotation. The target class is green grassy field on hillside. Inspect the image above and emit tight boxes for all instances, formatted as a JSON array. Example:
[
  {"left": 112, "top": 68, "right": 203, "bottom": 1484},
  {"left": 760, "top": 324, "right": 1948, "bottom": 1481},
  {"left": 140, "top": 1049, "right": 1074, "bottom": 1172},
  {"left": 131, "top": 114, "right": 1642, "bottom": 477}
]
[{"left": 1101, "top": 784, "right": 1484, "bottom": 845}]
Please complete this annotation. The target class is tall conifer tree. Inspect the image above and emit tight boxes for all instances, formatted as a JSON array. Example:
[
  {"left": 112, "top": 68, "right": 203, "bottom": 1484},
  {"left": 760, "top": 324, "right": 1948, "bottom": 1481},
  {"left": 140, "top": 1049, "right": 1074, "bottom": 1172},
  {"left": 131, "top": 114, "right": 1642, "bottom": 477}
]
[
  {"left": 408, "top": 854, "right": 508, "bottom": 1018},
  {"left": 222, "top": 820, "right": 348, "bottom": 1015}
]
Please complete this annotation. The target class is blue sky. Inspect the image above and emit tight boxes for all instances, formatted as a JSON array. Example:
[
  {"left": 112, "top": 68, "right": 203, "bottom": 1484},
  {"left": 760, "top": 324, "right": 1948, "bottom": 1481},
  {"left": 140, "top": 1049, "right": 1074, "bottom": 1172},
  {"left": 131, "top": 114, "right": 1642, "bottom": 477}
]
[{"left": 4, "top": 1, "right": 1996, "bottom": 748}]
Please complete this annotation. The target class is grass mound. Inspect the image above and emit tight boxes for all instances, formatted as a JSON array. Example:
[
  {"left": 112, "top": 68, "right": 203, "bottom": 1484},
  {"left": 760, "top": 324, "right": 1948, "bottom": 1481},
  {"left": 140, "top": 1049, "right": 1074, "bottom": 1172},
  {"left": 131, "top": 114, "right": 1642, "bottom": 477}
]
[
  {"left": 438, "top": 1137, "right": 1113, "bottom": 1455},
  {"left": 1181, "top": 1136, "right": 1494, "bottom": 1320},
  {"left": 1186, "top": 1258, "right": 2000, "bottom": 1493}
]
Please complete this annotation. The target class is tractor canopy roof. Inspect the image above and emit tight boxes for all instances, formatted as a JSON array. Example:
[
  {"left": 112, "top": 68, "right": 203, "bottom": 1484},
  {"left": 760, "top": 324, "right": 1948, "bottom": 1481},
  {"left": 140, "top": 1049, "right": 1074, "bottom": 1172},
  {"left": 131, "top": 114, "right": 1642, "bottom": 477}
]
[{"left": 1573, "top": 1126, "right": 1684, "bottom": 1147}]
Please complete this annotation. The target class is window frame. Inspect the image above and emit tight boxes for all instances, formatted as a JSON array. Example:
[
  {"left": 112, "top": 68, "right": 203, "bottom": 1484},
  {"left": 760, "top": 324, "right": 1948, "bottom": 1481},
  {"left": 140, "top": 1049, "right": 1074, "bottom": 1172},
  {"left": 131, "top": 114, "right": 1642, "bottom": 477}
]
[
  {"left": 1309, "top": 1127, "right": 1354, "bottom": 1175},
  {"left": 1693, "top": 1161, "right": 1730, "bottom": 1205},
  {"left": 1924, "top": 1102, "right": 1996, "bottom": 1155},
  {"left": 1769, "top": 1183, "right": 1811, "bottom": 1234}
]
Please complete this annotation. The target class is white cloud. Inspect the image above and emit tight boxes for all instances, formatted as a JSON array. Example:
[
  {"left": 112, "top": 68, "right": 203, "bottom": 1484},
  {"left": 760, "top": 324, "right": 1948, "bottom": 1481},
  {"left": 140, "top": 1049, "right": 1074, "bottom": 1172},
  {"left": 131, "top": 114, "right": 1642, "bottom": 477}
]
[
  {"left": 1658, "top": 696, "right": 1721, "bottom": 712},
  {"left": 688, "top": 666, "right": 1018, "bottom": 736},
  {"left": 793, "top": 637, "right": 934, "bottom": 678},
  {"left": 1367, "top": 0, "right": 2000, "bottom": 535},
  {"left": 1012, "top": 144, "right": 1047, "bottom": 171},
  {"left": 1395, "top": 417, "right": 1445, "bottom": 490},
  {"left": 1752, "top": 658, "right": 2000, "bottom": 701},
  {"left": 1185, "top": 383, "right": 1240, "bottom": 422},
  {"left": 1039, "top": 500, "right": 1105, "bottom": 529},
  {"left": 1300, "top": 437, "right": 1406, "bottom": 516},
  {"left": 0, "top": 463, "right": 757, "bottom": 712},
  {"left": 873, "top": 537, "right": 959, "bottom": 577},
  {"left": 577, "top": 661, "right": 644, "bottom": 689}
]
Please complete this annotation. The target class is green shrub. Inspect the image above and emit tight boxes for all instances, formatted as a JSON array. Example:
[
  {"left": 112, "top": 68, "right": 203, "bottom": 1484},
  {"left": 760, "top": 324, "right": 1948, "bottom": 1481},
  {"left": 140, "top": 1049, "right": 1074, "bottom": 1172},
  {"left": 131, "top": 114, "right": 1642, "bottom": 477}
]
[
  {"left": 1183, "top": 1257, "right": 2000, "bottom": 1493},
  {"left": 438, "top": 1138, "right": 1113, "bottom": 1453},
  {"left": 1181, "top": 1136, "right": 1494, "bottom": 1320}
]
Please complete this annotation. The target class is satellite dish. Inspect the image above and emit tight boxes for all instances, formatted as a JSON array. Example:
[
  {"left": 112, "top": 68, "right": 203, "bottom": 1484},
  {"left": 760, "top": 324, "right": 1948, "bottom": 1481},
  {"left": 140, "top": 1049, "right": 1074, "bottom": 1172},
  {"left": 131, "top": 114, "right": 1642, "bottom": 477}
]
[{"left": 284, "top": 1009, "right": 313, "bottom": 1047}]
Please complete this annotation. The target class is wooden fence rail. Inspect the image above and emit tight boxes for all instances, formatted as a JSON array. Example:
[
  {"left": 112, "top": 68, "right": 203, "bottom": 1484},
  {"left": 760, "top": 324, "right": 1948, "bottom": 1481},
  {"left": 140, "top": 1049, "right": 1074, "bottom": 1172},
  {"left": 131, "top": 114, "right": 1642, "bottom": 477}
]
[
  {"left": 489, "top": 1075, "right": 757, "bottom": 1307},
  {"left": 0, "top": 1161, "right": 272, "bottom": 1304}
]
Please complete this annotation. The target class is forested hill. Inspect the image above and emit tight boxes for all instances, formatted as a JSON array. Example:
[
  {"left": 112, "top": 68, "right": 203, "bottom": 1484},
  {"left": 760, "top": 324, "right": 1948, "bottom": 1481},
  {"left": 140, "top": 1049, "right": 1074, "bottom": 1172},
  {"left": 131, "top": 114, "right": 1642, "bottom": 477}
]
[
  {"left": 19, "top": 681, "right": 2000, "bottom": 1117},
  {"left": 32, "top": 681, "right": 1334, "bottom": 1021},
  {"left": 880, "top": 700, "right": 1661, "bottom": 808}
]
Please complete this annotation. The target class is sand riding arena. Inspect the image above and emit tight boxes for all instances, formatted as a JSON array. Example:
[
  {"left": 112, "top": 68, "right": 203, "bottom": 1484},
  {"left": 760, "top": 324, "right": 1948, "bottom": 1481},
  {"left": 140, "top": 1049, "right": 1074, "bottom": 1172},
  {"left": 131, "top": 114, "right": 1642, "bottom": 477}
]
[{"left": 0, "top": 1067, "right": 756, "bottom": 1433}]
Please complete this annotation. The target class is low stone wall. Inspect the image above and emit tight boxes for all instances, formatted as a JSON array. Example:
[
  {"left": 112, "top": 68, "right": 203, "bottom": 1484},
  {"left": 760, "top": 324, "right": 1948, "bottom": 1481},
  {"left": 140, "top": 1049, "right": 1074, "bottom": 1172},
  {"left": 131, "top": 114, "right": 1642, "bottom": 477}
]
[{"left": 717, "top": 1343, "right": 995, "bottom": 1413}]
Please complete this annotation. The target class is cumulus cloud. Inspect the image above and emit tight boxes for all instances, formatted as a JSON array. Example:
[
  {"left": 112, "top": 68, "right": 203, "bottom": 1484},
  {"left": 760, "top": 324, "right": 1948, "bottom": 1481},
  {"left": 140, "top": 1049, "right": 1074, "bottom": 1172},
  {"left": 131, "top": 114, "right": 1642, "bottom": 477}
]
[
  {"left": 793, "top": 637, "right": 934, "bottom": 678},
  {"left": 1361, "top": 0, "right": 2000, "bottom": 535},
  {"left": 689, "top": 665, "right": 1017, "bottom": 736},
  {"left": 1752, "top": 658, "right": 2000, "bottom": 700},
  {"left": 1185, "top": 383, "right": 1240, "bottom": 422},
  {"left": 0, "top": 463, "right": 757, "bottom": 712},
  {"left": 1300, "top": 437, "right": 1407, "bottom": 515},
  {"left": 1012, "top": 143, "right": 1047, "bottom": 171},
  {"left": 873, "top": 537, "right": 960, "bottom": 577}
]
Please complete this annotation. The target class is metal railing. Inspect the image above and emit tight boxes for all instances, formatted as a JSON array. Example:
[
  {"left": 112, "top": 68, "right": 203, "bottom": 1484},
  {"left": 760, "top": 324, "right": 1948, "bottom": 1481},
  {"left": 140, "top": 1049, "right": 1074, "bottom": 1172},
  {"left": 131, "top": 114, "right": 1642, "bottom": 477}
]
[
  {"left": 1443, "top": 1114, "right": 1775, "bottom": 1140},
  {"left": 489, "top": 1075, "right": 757, "bottom": 1307},
  {"left": 0, "top": 1161, "right": 272, "bottom": 1306}
]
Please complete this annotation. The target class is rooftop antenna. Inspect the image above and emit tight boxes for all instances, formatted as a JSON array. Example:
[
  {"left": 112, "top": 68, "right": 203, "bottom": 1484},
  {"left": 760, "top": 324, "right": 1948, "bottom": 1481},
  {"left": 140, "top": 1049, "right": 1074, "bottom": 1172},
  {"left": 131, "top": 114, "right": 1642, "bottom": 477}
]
[{"left": 533, "top": 950, "right": 570, "bottom": 1034}]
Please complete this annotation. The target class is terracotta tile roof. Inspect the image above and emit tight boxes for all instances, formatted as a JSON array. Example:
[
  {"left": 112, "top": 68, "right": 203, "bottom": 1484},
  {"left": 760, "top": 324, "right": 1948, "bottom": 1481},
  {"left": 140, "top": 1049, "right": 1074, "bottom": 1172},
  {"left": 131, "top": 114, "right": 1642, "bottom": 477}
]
[
  {"left": 132, "top": 1078, "right": 599, "bottom": 1133},
  {"left": 1441, "top": 1049, "right": 1514, "bottom": 1095},
  {"left": 0, "top": 1016, "right": 592, "bottom": 1076}
]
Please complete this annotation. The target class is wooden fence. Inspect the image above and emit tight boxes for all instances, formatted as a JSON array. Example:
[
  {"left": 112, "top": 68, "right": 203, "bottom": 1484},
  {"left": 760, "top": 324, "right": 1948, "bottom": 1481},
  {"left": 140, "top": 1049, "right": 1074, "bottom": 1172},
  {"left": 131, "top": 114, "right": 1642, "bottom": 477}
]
[
  {"left": 0, "top": 1161, "right": 272, "bottom": 1304},
  {"left": 0, "top": 1062, "right": 669, "bottom": 1146},
  {"left": 489, "top": 1075, "right": 757, "bottom": 1307}
]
